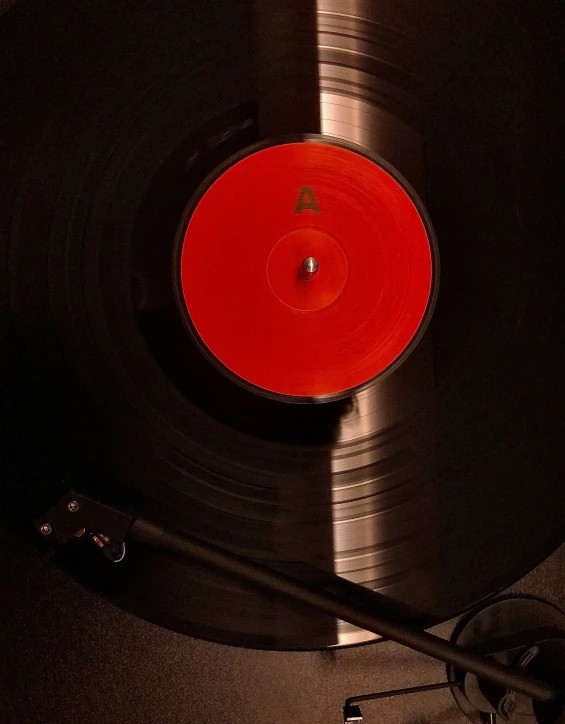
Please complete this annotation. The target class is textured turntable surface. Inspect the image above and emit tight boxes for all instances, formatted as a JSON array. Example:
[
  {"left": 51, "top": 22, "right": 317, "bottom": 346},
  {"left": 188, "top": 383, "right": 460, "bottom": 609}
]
[{"left": 2, "top": 519, "right": 565, "bottom": 724}]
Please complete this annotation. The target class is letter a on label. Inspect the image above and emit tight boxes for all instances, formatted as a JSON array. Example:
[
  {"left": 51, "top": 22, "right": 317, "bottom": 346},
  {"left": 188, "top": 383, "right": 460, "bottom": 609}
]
[{"left": 294, "top": 186, "right": 320, "bottom": 214}]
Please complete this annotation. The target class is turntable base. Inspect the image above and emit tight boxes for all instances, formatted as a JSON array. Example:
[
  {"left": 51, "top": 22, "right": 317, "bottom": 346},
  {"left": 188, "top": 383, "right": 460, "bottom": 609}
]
[{"left": 3, "top": 514, "right": 565, "bottom": 724}]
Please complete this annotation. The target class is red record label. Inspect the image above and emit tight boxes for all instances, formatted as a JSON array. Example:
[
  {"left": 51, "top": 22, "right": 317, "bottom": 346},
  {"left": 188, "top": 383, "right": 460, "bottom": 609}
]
[{"left": 179, "top": 141, "right": 435, "bottom": 399}]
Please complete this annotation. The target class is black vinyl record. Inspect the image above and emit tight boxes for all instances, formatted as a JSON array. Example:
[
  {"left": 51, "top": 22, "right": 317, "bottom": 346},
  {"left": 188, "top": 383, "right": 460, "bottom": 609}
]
[{"left": 0, "top": 0, "right": 563, "bottom": 650}]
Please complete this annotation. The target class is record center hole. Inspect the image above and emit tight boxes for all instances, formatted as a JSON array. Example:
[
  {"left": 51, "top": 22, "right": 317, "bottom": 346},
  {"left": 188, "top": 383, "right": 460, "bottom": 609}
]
[{"left": 299, "top": 256, "right": 319, "bottom": 281}]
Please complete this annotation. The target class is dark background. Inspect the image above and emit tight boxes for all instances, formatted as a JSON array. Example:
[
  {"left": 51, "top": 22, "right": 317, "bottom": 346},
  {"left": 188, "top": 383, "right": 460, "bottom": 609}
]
[{"left": 1, "top": 0, "right": 563, "bottom": 720}]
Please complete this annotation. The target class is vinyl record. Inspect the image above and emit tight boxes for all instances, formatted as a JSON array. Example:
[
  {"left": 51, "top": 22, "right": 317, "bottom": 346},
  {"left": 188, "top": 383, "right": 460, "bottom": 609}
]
[{"left": 0, "top": 0, "right": 563, "bottom": 649}]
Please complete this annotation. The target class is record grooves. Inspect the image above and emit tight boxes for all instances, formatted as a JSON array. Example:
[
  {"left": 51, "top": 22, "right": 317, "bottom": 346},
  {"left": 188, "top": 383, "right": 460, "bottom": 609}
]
[{"left": 0, "top": 0, "right": 563, "bottom": 651}]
